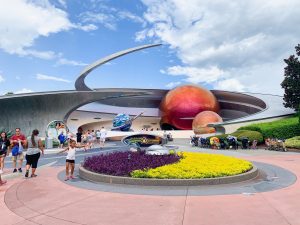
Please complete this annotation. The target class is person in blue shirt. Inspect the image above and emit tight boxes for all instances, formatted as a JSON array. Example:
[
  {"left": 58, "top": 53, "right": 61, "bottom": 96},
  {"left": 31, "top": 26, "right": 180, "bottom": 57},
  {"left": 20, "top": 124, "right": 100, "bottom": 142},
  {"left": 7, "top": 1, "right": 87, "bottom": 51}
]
[{"left": 58, "top": 132, "right": 66, "bottom": 148}]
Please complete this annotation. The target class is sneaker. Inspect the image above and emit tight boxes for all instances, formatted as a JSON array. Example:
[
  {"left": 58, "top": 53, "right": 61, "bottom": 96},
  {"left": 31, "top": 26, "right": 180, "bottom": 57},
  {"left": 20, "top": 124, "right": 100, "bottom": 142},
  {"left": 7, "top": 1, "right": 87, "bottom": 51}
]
[
  {"left": 64, "top": 177, "right": 69, "bottom": 181},
  {"left": 70, "top": 175, "right": 75, "bottom": 179},
  {"left": 0, "top": 169, "right": 3, "bottom": 174},
  {"left": 18, "top": 168, "right": 22, "bottom": 173},
  {"left": 31, "top": 174, "right": 37, "bottom": 178},
  {"left": 25, "top": 170, "right": 29, "bottom": 178},
  {"left": 13, "top": 168, "right": 17, "bottom": 173}
]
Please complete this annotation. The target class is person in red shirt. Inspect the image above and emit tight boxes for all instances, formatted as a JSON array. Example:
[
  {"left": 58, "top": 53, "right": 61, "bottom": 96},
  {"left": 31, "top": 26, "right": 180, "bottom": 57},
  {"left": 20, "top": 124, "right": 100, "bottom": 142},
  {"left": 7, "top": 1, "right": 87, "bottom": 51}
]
[{"left": 10, "top": 128, "right": 27, "bottom": 173}]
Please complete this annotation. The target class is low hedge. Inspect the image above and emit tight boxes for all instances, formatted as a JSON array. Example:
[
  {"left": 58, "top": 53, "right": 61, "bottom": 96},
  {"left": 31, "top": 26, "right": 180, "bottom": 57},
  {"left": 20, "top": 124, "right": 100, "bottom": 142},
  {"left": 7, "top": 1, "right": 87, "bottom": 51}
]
[
  {"left": 231, "top": 130, "right": 264, "bottom": 144},
  {"left": 285, "top": 136, "right": 300, "bottom": 149},
  {"left": 237, "top": 116, "right": 300, "bottom": 139},
  {"left": 206, "top": 130, "right": 264, "bottom": 144}
]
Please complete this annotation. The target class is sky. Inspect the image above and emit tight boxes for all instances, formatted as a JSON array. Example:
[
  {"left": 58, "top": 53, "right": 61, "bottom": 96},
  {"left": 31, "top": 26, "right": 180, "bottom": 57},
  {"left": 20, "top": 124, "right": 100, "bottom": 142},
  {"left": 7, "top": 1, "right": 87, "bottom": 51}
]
[{"left": 0, "top": 0, "right": 299, "bottom": 95}]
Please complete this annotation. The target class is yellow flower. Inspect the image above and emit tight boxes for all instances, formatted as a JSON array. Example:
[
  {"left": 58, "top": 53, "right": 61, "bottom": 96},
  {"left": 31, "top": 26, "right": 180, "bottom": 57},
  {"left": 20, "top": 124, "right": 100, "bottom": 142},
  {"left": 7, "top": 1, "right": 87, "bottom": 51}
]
[{"left": 131, "top": 152, "right": 253, "bottom": 179}]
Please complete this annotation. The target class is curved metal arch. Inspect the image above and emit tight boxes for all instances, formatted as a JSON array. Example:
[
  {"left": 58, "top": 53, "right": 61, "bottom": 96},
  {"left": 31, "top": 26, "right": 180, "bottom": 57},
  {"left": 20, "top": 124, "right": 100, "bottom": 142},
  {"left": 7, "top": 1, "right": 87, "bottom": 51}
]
[{"left": 75, "top": 44, "right": 162, "bottom": 91}]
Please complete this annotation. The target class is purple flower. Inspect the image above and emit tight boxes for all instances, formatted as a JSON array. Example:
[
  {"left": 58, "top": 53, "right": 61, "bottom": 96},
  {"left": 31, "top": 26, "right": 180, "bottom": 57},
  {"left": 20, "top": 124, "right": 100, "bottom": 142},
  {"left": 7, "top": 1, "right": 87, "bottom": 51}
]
[{"left": 83, "top": 151, "right": 181, "bottom": 176}]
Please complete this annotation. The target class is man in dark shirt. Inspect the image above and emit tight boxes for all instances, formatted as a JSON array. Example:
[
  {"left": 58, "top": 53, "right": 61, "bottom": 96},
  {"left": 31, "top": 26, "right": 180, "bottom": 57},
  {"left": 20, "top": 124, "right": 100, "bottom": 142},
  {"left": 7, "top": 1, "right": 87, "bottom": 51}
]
[{"left": 10, "top": 128, "right": 27, "bottom": 173}]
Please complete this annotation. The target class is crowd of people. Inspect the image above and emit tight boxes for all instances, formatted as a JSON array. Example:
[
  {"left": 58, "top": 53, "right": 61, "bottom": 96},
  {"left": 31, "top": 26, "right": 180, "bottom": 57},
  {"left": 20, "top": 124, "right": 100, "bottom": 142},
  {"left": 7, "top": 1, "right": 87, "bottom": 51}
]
[
  {"left": 0, "top": 126, "right": 108, "bottom": 186},
  {"left": 57, "top": 127, "right": 108, "bottom": 150},
  {"left": 0, "top": 128, "right": 45, "bottom": 186}
]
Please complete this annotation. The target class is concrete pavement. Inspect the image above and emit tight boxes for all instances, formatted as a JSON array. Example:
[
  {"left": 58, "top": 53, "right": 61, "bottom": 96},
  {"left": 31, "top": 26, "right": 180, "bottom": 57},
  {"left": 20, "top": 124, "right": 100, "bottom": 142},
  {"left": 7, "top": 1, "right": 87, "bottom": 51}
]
[{"left": 1, "top": 141, "right": 300, "bottom": 225}]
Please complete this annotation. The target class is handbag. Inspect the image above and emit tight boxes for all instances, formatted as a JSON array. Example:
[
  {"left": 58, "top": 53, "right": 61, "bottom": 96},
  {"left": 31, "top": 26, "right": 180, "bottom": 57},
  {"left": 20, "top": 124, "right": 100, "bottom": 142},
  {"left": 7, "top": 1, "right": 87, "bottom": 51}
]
[
  {"left": 11, "top": 145, "right": 19, "bottom": 156},
  {"left": 18, "top": 140, "right": 23, "bottom": 154}
]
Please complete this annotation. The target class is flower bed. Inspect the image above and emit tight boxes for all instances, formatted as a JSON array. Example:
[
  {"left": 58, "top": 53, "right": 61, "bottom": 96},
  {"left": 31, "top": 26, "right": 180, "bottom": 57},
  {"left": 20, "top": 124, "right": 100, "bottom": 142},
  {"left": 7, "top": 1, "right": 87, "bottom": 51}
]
[
  {"left": 131, "top": 152, "right": 253, "bottom": 179},
  {"left": 83, "top": 151, "right": 181, "bottom": 176},
  {"left": 83, "top": 151, "right": 253, "bottom": 179}
]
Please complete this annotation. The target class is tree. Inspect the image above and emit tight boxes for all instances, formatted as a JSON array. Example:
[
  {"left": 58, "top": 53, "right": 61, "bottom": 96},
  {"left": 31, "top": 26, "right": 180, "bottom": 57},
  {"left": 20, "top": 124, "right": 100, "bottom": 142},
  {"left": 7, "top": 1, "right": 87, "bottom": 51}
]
[{"left": 281, "top": 44, "right": 300, "bottom": 111}]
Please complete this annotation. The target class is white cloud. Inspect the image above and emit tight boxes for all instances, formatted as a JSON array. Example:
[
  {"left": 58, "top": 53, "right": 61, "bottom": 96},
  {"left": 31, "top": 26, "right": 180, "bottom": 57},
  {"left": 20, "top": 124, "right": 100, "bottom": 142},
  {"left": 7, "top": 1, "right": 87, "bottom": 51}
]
[
  {"left": 166, "top": 81, "right": 181, "bottom": 88},
  {"left": 0, "top": 0, "right": 72, "bottom": 56},
  {"left": 0, "top": 75, "right": 5, "bottom": 83},
  {"left": 118, "top": 11, "right": 146, "bottom": 26},
  {"left": 36, "top": 73, "right": 71, "bottom": 83},
  {"left": 56, "top": 58, "right": 88, "bottom": 66},
  {"left": 166, "top": 66, "right": 224, "bottom": 83},
  {"left": 15, "top": 88, "right": 33, "bottom": 94},
  {"left": 214, "top": 79, "right": 245, "bottom": 92},
  {"left": 75, "top": 23, "right": 98, "bottom": 32},
  {"left": 139, "top": 0, "right": 300, "bottom": 94},
  {"left": 80, "top": 12, "right": 117, "bottom": 30},
  {"left": 0, "top": 0, "right": 96, "bottom": 60}
]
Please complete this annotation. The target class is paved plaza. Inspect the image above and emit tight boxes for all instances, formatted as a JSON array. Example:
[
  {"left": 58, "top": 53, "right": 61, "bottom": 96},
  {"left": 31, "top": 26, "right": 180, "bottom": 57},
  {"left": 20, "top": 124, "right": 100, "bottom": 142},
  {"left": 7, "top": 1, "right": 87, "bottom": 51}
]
[{"left": 1, "top": 140, "right": 300, "bottom": 225}]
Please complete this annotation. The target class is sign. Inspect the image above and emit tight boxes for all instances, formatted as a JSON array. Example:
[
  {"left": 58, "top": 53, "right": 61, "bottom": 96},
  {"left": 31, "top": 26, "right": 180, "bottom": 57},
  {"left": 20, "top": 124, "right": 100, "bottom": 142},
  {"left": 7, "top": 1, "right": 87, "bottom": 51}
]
[
  {"left": 46, "top": 120, "right": 68, "bottom": 140},
  {"left": 122, "top": 134, "right": 163, "bottom": 147}
]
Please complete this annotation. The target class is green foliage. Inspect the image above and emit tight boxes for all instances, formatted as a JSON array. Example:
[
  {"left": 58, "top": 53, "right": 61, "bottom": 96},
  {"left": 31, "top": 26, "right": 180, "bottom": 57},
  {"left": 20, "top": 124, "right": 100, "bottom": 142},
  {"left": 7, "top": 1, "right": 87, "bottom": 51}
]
[
  {"left": 238, "top": 116, "right": 300, "bottom": 139},
  {"left": 231, "top": 130, "right": 264, "bottom": 144},
  {"left": 0, "top": 128, "right": 13, "bottom": 138},
  {"left": 41, "top": 139, "right": 60, "bottom": 148},
  {"left": 281, "top": 44, "right": 300, "bottom": 110},
  {"left": 285, "top": 136, "right": 300, "bottom": 149}
]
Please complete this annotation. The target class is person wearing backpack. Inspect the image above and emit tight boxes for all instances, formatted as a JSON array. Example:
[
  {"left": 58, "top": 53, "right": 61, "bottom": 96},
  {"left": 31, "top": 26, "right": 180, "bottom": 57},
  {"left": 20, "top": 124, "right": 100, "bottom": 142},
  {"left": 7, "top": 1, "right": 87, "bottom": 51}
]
[{"left": 10, "top": 128, "right": 27, "bottom": 173}]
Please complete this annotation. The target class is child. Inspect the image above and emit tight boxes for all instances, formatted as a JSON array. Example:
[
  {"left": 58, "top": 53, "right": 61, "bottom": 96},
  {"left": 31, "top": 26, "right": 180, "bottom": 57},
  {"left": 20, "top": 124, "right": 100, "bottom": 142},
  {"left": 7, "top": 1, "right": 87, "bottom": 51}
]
[{"left": 58, "top": 139, "right": 85, "bottom": 181}]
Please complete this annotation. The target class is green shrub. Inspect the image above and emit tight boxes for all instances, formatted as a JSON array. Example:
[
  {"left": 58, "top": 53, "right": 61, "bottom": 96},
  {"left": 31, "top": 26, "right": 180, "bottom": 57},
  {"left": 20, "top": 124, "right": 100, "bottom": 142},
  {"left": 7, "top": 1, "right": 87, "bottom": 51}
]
[
  {"left": 206, "top": 130, "right": 263, "bottom": 144},
  {"left": 285, "top": 136, "right": 300, "bottom": 149},
  {"left": 231, "top": 130, "right": 264, "bottom": 144},
  {"left": 0, "top": 128, "right": 13, "bottom": 138},
  {"left": 238, "top": 116, "right": 300, "bottom": 139}
]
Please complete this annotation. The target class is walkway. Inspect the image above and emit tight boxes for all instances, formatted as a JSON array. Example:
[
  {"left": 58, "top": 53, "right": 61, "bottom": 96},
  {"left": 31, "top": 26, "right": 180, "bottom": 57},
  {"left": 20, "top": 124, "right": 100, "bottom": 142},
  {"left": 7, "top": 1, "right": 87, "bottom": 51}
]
[{"left": 1, "top": 142, "right": 300, "bottom": 225}]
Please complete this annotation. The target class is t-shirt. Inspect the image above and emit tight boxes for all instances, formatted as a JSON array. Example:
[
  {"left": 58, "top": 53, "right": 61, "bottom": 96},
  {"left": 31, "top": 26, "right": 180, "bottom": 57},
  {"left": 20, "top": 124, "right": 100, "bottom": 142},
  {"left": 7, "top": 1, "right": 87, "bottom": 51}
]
[
  {"left": 100, "top": 129, "right": 107, "bottom": 138},
  {"left": 0, "top": 138, "right": 10, "bottom": 154},
  {"left": 66, "top": 147, "right": 77, "bottom": 160},
  {"left": 96, "top": 131, "right": 101, "bottom": 138},
  {"left": 26, "top": 136, "right": 41, "bottom": 155},
  {"left": 11, "top": 134, "right": 26, "bottom": 147},
  {"left": 76, "top": 133, "right": 82, "bottom": 142}
]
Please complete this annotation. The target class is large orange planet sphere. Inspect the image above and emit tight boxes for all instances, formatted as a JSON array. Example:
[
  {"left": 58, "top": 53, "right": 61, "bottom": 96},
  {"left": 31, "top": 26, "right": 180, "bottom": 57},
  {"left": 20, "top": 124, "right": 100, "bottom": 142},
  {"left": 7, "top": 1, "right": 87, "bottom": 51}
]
[
  {"left": 160, "top": 85, "right": 220, "bottom": 130},
  {"left": 192, "top": 111, "right": 223, "bottom": 134}
]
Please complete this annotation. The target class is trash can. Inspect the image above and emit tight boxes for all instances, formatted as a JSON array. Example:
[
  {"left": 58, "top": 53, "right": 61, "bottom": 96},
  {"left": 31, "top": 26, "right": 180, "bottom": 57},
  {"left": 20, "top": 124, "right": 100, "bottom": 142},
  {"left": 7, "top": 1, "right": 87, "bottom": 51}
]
[{"left": 45, "top": 138, "right": 53, "bottom": 149}]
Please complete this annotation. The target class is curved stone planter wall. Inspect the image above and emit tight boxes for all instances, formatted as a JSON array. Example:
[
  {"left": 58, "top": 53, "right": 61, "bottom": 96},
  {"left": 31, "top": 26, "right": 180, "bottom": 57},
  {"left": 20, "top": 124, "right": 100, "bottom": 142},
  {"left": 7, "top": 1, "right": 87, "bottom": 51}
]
[{"left": 79, "top": 165, "right": 258, "bottom": 186}]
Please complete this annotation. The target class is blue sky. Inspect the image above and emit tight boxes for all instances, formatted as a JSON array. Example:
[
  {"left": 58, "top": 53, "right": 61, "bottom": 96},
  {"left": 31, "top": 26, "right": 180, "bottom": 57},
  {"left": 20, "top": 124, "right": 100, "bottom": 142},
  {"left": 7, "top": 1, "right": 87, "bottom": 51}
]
[{"left": 0, "top": 0, "right": 300, "bottom": 95}]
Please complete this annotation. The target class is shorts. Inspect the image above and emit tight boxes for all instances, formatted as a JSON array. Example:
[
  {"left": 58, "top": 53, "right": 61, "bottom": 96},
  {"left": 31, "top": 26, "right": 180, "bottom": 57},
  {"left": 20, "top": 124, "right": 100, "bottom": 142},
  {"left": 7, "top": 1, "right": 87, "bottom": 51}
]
[
  {"left": 66, "top": 159, "right": 75, "bottom": 164},
  {"left": 12, "top": 152, "right": 24, "bottom": 161},
  {"left": 96, "top": 137, "right": 100, "bottom": 140},
  {"left": 59, "top": 140, "right": 64, "bottom": 144},
  {"left": 26, "top": 153, "right": 40, "bottom": 168}
]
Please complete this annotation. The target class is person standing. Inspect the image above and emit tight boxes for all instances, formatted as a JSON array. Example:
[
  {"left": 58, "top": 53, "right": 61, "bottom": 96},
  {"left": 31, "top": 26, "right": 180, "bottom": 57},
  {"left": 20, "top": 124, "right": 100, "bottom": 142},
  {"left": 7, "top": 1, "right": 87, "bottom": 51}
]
[
  {"left": 58, "top": 132, "right": 66, "bottom": 148},
  {"left": 10, "top": 128, "right": 27, "bottom": 173},
  {"left": 58, "top": 139, "right": 85, "bottom": 181},
  {"left": 76, "top": 129, "right": 82, "bottom": 144},
  {"left": 0, "top": 132, "right": 10, "bottom": 185},
  {"left": 99, "top": 127, "right": 107, "bottom": 149},
  {"left": 25, "top": 129, "right": 44, "bottom": 178},
  {"left": 95, "top": 129, "right": 101, "bottom": 145}
]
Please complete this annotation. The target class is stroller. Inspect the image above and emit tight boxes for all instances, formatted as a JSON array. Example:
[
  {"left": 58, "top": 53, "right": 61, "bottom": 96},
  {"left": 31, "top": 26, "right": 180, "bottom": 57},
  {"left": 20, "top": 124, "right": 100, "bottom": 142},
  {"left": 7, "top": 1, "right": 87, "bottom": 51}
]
[
  {"left": 190, "top": 136, "right": 199, "bottom": 147},
  {"left": 219, "top": 138, "right": 227, "bottom": 149},
  {"left": 210, "top": 137, "right": 220, "bottom": 149},
  {"left": 241, "top": 137, "right": 249, "bottom": 149},
  {"left": 227, "top": 136, "right": 238, "bottom": 150},
  {"left": 200, "top": 137, "right": 210, "bottom": 148}
]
